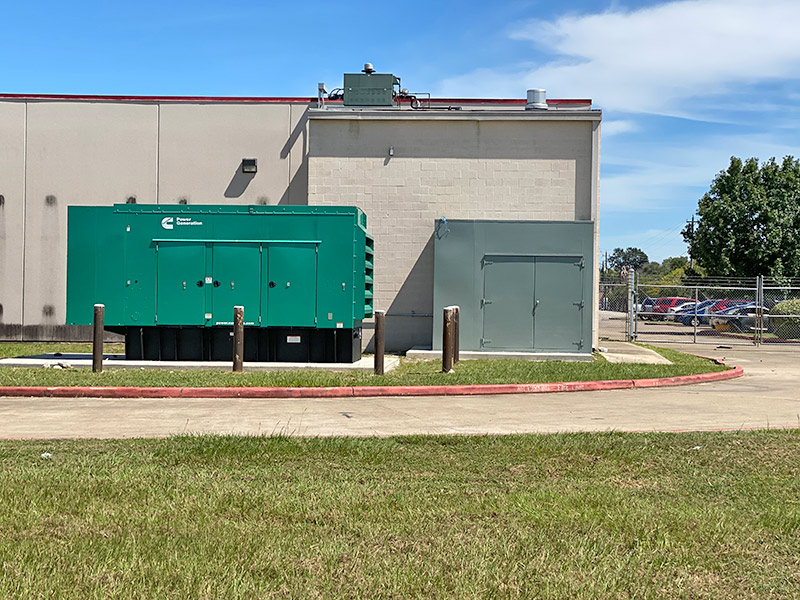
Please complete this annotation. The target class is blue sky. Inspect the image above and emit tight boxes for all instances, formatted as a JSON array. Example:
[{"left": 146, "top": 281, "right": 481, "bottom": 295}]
[{"left": 4, "top": 0, "right": 800, "bottom": 263}]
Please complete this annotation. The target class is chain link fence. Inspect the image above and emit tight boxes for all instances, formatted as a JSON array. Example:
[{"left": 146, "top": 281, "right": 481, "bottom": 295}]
[
  {"left": 762, "top": 278, "right": 800, "bottom": 344},
  {"left": 599, "top": 275, "right": 631, "bottom": 342},
  {"left": 599, "top": 274, "right": 800, "bottom": 346}
]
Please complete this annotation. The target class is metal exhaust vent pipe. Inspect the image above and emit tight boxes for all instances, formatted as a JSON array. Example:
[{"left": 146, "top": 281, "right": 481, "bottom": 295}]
[{"left": 526, "top": 89, "right": 547, "bottom": 110}]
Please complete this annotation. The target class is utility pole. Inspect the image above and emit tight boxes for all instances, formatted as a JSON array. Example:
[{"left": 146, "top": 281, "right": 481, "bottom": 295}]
[{"left": 686, "top": 215, "right": 696, "bottom": 269}]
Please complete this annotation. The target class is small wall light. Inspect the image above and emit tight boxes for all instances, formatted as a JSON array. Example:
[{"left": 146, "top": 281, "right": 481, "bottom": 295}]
[
  {"left": 242, "top": 158, "right": 257, "bottom": 174},
  {"left": 388, "top": 146, "right": 394, "bottom": 157}
]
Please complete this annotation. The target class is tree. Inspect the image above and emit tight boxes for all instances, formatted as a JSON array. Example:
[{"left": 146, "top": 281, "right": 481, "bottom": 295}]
[
  {"left": 661, "top": 256, "right": 689, "bottom": 272},
  {"left": 608, "top": 247, "right": 649, "bottom": 271},
  {"left": 636, "top": 256, "right": 696, "bottom": 283},
  {"left": 684, "top": 156, "right": 800, "bottom": 277}
]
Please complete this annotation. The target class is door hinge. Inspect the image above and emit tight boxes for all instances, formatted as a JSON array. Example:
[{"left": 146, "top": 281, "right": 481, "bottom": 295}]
[
  {"left": 480, "top": 338, "right": 491, "bottom": 347},
  {"left": 481, "top": 298, "right": 492, "bottom": 307},
  {"left": 314, "top": 316, "right": 317, "bottom": 324},
  {"left": 573, "top": 300, "right": 585, "bottom": 309},
  {"left": 574, "top": 339, "right": 584, "bottom": 348},
  {"left": 577, "top": 258, "right": 585, "bottom": 269}
]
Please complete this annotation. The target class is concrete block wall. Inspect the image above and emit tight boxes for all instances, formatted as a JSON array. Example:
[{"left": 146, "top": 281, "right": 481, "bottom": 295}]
[{"left": 308, "top": 115, "right": 600, "bottom": 351}]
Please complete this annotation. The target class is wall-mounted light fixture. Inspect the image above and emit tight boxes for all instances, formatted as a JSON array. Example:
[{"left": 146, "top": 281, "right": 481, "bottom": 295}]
[
  {"left": 242, "top": 158, "right": 257, "bottom": 174},
  {"left": 388, "top": 146, "right": 394, "bottom": 157}
]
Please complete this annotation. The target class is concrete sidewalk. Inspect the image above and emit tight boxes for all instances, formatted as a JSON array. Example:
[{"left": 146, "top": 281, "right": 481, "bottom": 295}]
[
  {"left": 0, "top": 343, "right": 797, "bottom": 438},
  {"left": 0, "top": 354, "right": 400, "bottom": 373},
  {"left": 0, "top": 342, "right": 665, "bottom": 369}
]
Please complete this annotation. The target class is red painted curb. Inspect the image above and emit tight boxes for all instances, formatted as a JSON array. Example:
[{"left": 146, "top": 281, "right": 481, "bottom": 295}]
[{"left": 0, "top": 366, "right": 743, "bottom": 398}]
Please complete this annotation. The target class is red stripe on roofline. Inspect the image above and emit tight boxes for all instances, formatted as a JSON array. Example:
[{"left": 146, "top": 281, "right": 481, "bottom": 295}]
[
  {"left": 427, "top": 98, "right": 591, "bottom": 105},
  {"left": 547, "top": 99, "right": 592, "bottom": 105},
  {"left": 0, "top": 93, "right": 318, "bottom": 103},
  {"left": 0, "top": 92, "right": 591, "bottom": 105}
]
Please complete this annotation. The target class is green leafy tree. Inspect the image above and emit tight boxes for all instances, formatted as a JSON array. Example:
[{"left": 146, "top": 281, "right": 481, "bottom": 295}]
[
  {"left": 608, "top": 247, "right": 649, "bottom": 271},
  {"left": 661, "top": 256, "right": 689, "bottom": 272},
  {"left": 684, "top": 156, "right": 800, "bottom": 277},
  {"left": 637, "top": 261, "right": 664, "bottom": 278}
]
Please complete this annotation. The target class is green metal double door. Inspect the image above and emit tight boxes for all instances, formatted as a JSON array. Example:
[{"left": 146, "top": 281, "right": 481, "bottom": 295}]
[
  {"left": 155, "top": 242, "right": 317, "bottom": 327},
  {"left": 481, "top": 255, "right": 585, "bottom": 351}
]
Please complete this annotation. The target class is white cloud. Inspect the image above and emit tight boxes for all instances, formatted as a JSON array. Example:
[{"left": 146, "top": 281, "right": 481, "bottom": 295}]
[
  {"left": 437, "top": 0, "right": 800, "bottom": 116},
  {"left": 601, "top": 120, "right": 640, "bottom": 136},
  {"left": 600, "top": 131, "right": 800, "bottom": 212}
]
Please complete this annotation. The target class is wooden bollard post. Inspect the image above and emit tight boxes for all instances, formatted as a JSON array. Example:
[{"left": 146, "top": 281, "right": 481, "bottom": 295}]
[
  {"left": 442, "top": 306, "right": 455, "bottom": 373},
  {"left": 374, "top": 310, "right": 386, "bottom": 375},
  {"left": 453, "top": 306, "right": 460, "bottom": 364},
  {"left": 233, "top": 306, "right": 244, "bottom": 373},
  {"left": 93, "top": 303, "right": 104, "bottom": 373}
]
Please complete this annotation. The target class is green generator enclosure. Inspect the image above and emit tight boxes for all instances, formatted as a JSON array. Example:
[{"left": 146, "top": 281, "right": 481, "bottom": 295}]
[{"left": 67, "top": 204, "right": 374, "bottom": 362}]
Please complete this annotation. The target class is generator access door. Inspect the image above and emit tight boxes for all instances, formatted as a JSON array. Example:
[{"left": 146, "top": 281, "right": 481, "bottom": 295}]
[
  {"left": 155, "top": 242, "right": 207, "bottom": 326},
  {"left": 209, "top": 243, "right": 262, "bottom": 326},
  {"left": 264, "top": 243, "right": 318, "bottom": 327}
]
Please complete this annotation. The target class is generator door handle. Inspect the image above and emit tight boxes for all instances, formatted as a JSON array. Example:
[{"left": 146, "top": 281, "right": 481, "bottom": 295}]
[
  {"left": 213, "top": 280, "right": 221, "bottom": 287},
  {"left": 196, "top": 280, "right": 204, "bottom": 287}
]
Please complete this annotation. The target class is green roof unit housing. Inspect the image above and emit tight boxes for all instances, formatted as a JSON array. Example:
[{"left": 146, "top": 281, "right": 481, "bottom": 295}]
[{"left": 343, "top": 72, "right": 399, "bottom": 106}]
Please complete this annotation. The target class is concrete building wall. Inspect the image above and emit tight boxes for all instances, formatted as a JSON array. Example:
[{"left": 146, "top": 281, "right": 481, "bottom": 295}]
[
  {"left": 307, "top": 114, "right": 599, "bottom": 351},
  {"left": 23, "top": 102, "right": 159, "bottom": 338},
  {"left": 0, "top": 96, "right": 599, "bottom": 350},
  {"left": 0, "top": 103, "right": 26, "bottom": 339},
  {"left": 157, "top": 103, "right": 307, "bottom": 205},
  {"left": 0, "top": 98, "right": 311, "bottom": 340}
]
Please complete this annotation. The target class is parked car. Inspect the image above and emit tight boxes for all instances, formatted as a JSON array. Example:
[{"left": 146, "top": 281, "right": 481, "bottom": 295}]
[
  {"left": 709, "top": 298, "right": 750, "bottom": 313},
  {"left": 637, "top": 297, "right": 657, "bottom": 320},
  {"left": 675, "top": 299, "right": 720, "bottom": 326},
  {"left": 666, "top": 301, "right": 697, "bottom": 321},
  {"left": 710, "top": 304, "right": 749, "bottom": 331},
  {"left": 650, "top": 297, "right": 694, "bottom": 320},
  {"left": 710, "top": 303, "right": 769, "bottom": 333}
]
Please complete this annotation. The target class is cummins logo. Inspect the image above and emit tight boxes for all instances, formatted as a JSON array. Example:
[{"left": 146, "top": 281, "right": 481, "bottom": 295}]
[{"left": 160, "top": 216, "right": 202, "bottom": 230}]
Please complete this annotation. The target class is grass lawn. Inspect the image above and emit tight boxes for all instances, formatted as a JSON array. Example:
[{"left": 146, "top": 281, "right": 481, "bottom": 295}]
[
  {"left": 0, "top": 342, "right": 127, "bottom": 358},
  {"left": 0, "top": 343, "right": 727, "bottom": 388},
  {"left": 0, "top": 431, "right": 798, "bottom": 598}
]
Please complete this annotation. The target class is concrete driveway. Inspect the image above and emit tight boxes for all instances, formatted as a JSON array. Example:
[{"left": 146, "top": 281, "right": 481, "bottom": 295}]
[{"left": 0, "top": 343, "right": 797, "bottom": 439}]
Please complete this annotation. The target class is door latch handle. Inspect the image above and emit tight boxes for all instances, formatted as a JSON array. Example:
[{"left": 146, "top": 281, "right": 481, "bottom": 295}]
[
  {"left": 196, "top": 280, "right": 204, "bottom": 287},
  {"left": 534, "top": 299, "right": 540, "bottom": 310},
  {"left": 213, "top": 280, "right": 220, "bottom": 287}
]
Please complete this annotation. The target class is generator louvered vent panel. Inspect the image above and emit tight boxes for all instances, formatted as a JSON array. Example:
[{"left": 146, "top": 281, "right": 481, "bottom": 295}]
[{"left": 364, "top": 233, "right": 374, "bottom": 318}]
